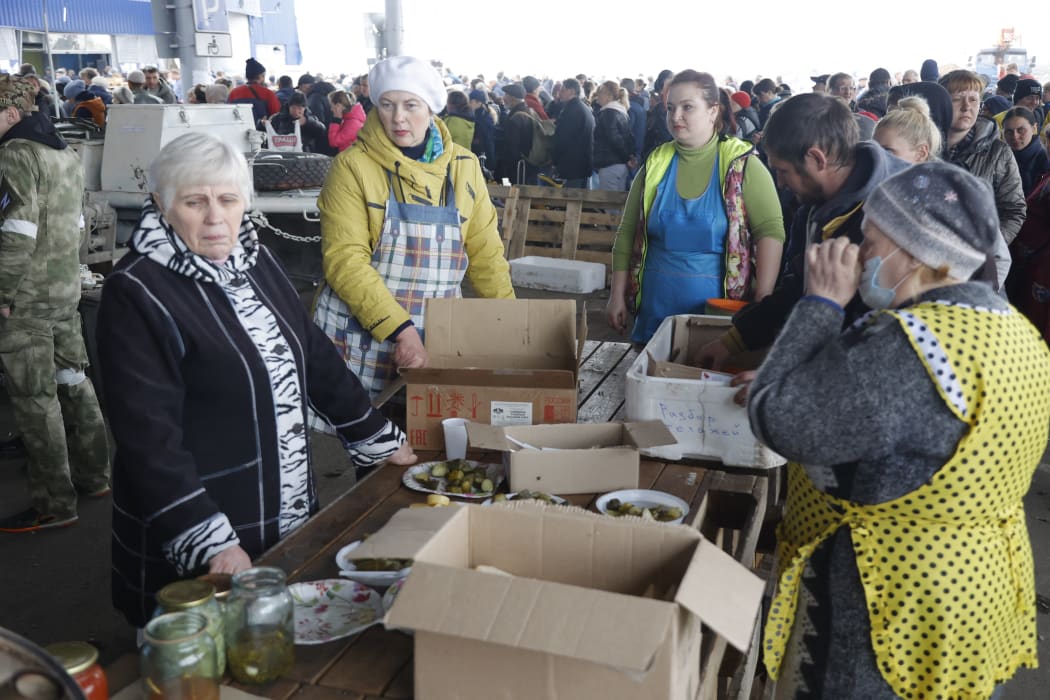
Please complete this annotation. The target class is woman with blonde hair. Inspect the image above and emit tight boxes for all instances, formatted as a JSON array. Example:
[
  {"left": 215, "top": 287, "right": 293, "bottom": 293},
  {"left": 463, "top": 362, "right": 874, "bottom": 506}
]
[
  {"left": 873, "top": 95, "right": 942, "bottom": 163},
  {"left": 327, "top": 88, "right": 366, "bottom": 152},
  {"left": 592, "top": 80, "right": 636, "bottom": 191}
]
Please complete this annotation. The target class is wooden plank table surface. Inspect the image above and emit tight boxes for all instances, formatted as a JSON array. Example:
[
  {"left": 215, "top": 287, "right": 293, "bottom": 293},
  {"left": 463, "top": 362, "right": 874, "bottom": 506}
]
[{"left": 108, "top": 342, "right": 773, "bottom": 700}]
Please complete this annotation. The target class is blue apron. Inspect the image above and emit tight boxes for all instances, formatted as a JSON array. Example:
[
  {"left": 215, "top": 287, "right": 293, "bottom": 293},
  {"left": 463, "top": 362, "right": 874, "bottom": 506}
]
[{"left": 632, "top": 154, "right": 729, "bottom": 343}]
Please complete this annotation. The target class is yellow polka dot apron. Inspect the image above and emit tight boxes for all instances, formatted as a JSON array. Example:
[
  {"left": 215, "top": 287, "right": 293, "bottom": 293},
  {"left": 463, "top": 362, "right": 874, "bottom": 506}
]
[{"left": 764, "top": 300, "right": 1050, "bottom": 700}]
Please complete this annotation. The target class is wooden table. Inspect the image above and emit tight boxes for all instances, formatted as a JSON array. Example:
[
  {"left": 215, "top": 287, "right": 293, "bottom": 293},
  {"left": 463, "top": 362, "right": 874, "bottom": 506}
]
[{"left": 107, "top": 342, "right": 773, "bottom": 700}]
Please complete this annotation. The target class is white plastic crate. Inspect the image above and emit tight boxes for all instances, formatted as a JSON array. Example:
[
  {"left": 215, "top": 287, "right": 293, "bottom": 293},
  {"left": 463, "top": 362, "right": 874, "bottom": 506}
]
[
  {"left": 625, "top": 314, "right": 785, "bottom": 468},
  {"left": 509, "top": 256, "right": 606, "bottom": 294}
]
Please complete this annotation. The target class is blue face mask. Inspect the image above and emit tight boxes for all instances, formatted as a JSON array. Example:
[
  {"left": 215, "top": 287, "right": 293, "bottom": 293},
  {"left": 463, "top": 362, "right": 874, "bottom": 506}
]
[{"left": 858, "top": 247, "right": 908, "bottom": 309}]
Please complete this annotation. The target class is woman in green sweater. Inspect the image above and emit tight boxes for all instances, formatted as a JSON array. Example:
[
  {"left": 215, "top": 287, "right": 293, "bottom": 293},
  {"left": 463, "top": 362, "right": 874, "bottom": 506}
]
[{"left": 607, "top": 70, "right": 784, "bottom": 343}]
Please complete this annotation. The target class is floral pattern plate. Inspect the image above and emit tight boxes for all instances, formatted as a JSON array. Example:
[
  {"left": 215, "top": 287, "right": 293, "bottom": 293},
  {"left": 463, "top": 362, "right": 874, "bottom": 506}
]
[{"left": 288, "top": 579, "right": 383, "bottom": 645}]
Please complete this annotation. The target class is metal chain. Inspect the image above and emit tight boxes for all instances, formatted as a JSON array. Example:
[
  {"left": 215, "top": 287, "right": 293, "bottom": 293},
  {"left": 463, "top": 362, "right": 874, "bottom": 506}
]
[{"left": 249, "top": 210, "right": 322, "bottom": 243}]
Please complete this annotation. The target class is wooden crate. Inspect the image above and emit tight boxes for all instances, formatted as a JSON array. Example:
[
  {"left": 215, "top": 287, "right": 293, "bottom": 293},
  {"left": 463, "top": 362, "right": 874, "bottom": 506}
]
[{"left": 487, "top": 184, "right": 628, "bottom": 277}]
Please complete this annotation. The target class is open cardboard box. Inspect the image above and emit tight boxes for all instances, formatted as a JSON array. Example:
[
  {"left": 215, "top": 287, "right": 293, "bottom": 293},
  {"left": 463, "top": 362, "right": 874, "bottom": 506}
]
[
  {"left": 626, "top": 315, "right": 784, "bottom": 468},
  {"left": 466, "top": 420, "right": 676, "bottom": 495},
  {"left": 352, "top": 503, "right": 764, "bottom": 700},
  {"left": 401, "top": 299, "right": 585, "bottom": 450}
]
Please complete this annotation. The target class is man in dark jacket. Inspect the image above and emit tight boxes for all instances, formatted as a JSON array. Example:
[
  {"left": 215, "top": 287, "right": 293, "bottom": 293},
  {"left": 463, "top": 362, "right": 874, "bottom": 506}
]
[
  {"left": 275, "top": 75, "right": 295, "bottom": 107},
  {"left": 552, "top": 78, "right": 594, "bottom": 188},
  {"left": 495, "top": 83, "right": 537, "bottom": 185},
  {"left": 643, "top": 70, "right": 674, "bottom": 160},
  {"left": 297, "top": 74, "right": 337, "bottom": 155},
  {"left": 469, "top": 89, "right": 497, "bottom": 174},
  {"left": 268, "top": 92, "right": 328, "bottom": 154},
  {"left": 621, "top": 77, "right": 646, "bottom": 164},
  {"left": 700, "top": 93, "right": 909, "bottom": 375},
  {"left": 940, "top": 70, "right": 1025, "bottom": 288}
]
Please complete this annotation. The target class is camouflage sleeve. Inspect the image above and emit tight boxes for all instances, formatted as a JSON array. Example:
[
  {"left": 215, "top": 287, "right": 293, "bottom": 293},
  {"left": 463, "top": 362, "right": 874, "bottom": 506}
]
[{"left": 0, "top": 147, "right": 41, "bottom": 308}]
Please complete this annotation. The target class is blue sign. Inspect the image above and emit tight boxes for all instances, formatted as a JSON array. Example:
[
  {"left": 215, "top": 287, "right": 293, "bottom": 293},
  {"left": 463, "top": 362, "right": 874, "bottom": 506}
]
[{"left": 194, "top": 0, "right": 229, "bottom": 33}]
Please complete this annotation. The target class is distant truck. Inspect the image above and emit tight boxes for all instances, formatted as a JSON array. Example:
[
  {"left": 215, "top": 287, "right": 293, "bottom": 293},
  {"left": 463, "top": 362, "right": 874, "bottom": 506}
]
[{"left": 973, "top": 27, "right": 1033, "bottom": 90}]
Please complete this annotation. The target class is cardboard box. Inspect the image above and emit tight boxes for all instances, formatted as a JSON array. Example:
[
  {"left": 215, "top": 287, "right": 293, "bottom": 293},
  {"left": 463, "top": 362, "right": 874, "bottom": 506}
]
[
  {"left": 353, "top": 503, "right": 764, "bottom": 700},
  {"left": 402, "top": 299, "right": 584, "bottom": 450},
  {"left": 626, "top": 315, "right": 785, "bottom": 468},
  {"left": 466, "top": 420, "right": 677, "bottom": 495}
]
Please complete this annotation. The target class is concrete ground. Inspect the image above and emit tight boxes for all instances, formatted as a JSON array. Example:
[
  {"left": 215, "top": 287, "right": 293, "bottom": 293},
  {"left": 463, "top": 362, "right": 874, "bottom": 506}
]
[{"left": 0, "top": 283, "right": 1048, "bottom": 699}]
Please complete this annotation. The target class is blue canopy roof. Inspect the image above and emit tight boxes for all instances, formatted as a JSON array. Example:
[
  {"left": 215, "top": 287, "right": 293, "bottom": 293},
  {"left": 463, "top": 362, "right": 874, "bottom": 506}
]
[{"left": 0, "top": 0, "right": 156, "bottom": 36}]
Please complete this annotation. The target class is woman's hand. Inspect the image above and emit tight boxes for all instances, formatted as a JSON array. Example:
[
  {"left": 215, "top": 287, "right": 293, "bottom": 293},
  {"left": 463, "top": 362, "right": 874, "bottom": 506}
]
[
  {"left": 385, "top": 441, "right": 417, "bottom": 466},
  {"left": 208, "top": 544, "right": 252, "bottom": 574},
  {"left": 805, "top": 238, "right": 861, "bottom": 308},
  {"left": 698, "top": 338, "right": 731, "bottom": 370},
  {"left": 393, "top": 326, "right": 428, "bottom": 370},
  {"left": 606, "top": 295, "right": 629, "bottom": 335}
]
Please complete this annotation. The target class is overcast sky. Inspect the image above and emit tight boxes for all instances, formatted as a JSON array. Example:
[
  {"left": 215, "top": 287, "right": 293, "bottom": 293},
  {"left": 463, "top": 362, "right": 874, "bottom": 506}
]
[{"left": 295, "top": 2, "right": 1048, "bottom": 88}]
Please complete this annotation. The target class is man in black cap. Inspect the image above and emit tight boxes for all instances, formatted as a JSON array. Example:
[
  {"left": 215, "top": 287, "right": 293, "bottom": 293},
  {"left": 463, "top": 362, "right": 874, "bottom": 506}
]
[
  {"left": 1014, "top": 78, "right": 1044, "bottom": 125},
  {"left": 228, "top": 57, "right": 280, "bottom": 126},
  {"left": 811, "top": 74, "right": 829, "bottom": 93},
  {"left": 495, "top": 83, "right": 538, "bottom": 185}
]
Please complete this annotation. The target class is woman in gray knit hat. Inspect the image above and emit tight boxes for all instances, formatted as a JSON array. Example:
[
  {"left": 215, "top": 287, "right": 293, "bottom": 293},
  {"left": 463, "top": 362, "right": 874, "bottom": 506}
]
[{"left": 748, "top": 161, "right": 1050, "bottom": 700}]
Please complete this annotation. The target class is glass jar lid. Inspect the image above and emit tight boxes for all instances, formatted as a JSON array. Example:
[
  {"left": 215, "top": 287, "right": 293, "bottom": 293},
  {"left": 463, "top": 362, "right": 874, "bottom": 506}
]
[
  {"left": 156, "top": 580, "right": 216, "bottom": 611},
  {"left": 44, "top": 641, "right": 98, "bottom": 676}
]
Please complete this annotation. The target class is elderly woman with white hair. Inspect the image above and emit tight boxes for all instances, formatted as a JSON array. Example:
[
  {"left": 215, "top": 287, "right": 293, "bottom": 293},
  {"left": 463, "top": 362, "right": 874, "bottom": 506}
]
[
  {"left": 312, "top": 55, "right": 513, "bottom": 408},
  {"left": 96, "top": 132, "right": 415, "bottom": 628},
  {"left": 749, "top": 162, "right": 1050, "bottom": 699}
]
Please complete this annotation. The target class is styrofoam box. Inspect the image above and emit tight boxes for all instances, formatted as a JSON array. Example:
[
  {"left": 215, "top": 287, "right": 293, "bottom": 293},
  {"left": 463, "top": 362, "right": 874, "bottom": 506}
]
[
  {"left": 510, "top": 256, "right": 606, "bottom": 294},
  {"left": 625, "top": 314, "right": 785, "bottom": 468}
]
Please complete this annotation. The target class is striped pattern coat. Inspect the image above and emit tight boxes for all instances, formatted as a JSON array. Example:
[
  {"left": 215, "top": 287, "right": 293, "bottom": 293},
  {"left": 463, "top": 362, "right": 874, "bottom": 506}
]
[{"left": 99, "top": 204, "right": 398, "bottom": 626}]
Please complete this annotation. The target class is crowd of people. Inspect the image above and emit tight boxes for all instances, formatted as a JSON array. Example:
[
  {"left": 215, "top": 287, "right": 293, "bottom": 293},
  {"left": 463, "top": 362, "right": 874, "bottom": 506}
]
[{"left": 2, "top": 51, "right": 1050, "bottom": 699}]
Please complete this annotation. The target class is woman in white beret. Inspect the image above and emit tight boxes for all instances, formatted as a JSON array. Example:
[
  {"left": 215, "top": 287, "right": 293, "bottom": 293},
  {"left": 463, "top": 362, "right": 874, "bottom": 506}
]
[{"left": 312, "top": 55, "right": 513, "bottom": 414}]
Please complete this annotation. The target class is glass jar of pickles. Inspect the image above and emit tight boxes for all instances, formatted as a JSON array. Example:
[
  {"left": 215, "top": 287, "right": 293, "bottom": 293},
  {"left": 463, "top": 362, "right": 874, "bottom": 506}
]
[
  {"left": 224, "top": 567, "right": 294, "bottom": 685},
  {"left": 45, "top": 641, "right": 107, "bottom": 700},
  {"left": 140, "top": 612, "right": 219, "bottom": 700},
  {"left": 155, "top": 580, "right": 226, "bottom": 675}
]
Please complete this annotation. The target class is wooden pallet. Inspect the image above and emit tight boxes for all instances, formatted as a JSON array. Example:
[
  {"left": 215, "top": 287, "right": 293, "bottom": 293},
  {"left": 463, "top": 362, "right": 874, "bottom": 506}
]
[{"left": 487, "top": 184, "right": 627, "bottom": 275}]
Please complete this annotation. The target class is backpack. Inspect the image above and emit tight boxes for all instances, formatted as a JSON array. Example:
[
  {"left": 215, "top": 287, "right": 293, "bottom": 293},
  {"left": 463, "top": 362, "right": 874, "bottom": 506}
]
[{"left": 516, "top": 111, "right": 555, "bottom": 167}]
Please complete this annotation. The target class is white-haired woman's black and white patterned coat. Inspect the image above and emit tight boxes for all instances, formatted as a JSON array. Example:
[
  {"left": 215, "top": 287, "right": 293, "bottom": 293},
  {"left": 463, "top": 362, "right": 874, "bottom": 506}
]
[{"left": 98, "top": 134, "right": 406, "bottom": 627}]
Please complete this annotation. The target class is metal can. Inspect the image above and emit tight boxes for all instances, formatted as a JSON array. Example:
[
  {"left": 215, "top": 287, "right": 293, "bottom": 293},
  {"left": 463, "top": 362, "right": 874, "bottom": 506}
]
[
  {"left": 155, "top": 580, "right": 226, "bottom": 676},
  {"left": 44, "top": 642, "right": 106, "bottom": 700}
]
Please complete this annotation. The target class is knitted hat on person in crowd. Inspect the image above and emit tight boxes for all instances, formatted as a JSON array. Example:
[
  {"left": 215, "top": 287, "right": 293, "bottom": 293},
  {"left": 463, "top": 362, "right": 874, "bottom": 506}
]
[
  {"left": 996, "top": 74, "right": 1019, "bottom": 95},
  {"left": 1014, "top": 78, "right": 1042, "bottom": 101},
  {"left": 127, "top": 70, "right": 146, "bottom": 85},
  {"left": 810, "top": 74, "right": 830, "bottom": 87},
  {"left": 920, "top": 59, "right": 939, "bottom": 82},
  {"left": 245, "top": 57, "right": 266, "bottom": 80},
  {"left": 62, "top": 79, "right": 87, "bottom": 101},
  {"left": 730, "top": 91, "right": 751, "bottom": 109},
  {"left": 297, "top": 73, "right": 316, "bottom": 87},
  {"left": 863, "top": 162, "right": 998, "bottom": 280},
  {"left": 0, "top": 75, "right": 38, "bottom": 112},
  {"left": 983, "top": 95, "right": 1012, "bottom": 116},
  {"left": 869, "top": 67, "right": 892, "bottom": 89},
  {"left": 468, "top": 89, "right": 487, "bottom": 103},
  {"left": 501, "top": 83, "right": 526, "bottom": 100},
  {"left": 522, "top": 75, "right": 540, "bottom": 93},
  {"left": 368, "top": 55, "right": 447, "bottom": 113}
]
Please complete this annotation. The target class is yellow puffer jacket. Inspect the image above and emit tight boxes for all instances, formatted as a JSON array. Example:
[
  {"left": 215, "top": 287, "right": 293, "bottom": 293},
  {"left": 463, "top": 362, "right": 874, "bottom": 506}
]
[{"left": 318, "top": 110, "right": 513, "bottom": 341}]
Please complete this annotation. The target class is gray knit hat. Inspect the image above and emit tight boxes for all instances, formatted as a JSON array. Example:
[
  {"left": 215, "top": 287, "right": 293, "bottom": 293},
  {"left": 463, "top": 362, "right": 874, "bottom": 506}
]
[{"left": 863, "top": 162, "right": 999, "bottom": 280}]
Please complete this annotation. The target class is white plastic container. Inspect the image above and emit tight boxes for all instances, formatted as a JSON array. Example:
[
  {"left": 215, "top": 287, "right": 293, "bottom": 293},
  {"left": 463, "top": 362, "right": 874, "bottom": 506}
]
[
  {"left": 509, "top": 256, "right": 606, "bottom": 294},
  {"left": 625, "top": 314, "right": 785, "bottom": 468}
]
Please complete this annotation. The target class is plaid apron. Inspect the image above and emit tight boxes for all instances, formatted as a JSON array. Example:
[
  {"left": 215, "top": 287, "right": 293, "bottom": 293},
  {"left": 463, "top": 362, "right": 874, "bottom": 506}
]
[{"left": 311, "top": 170, "right": 467, "bottom": 432}]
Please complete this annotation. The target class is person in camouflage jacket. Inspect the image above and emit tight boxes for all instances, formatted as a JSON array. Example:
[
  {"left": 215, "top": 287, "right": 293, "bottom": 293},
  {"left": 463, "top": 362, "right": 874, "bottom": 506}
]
[{"left": 0, "top": 74, "right": 109, "bottom": 533}]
